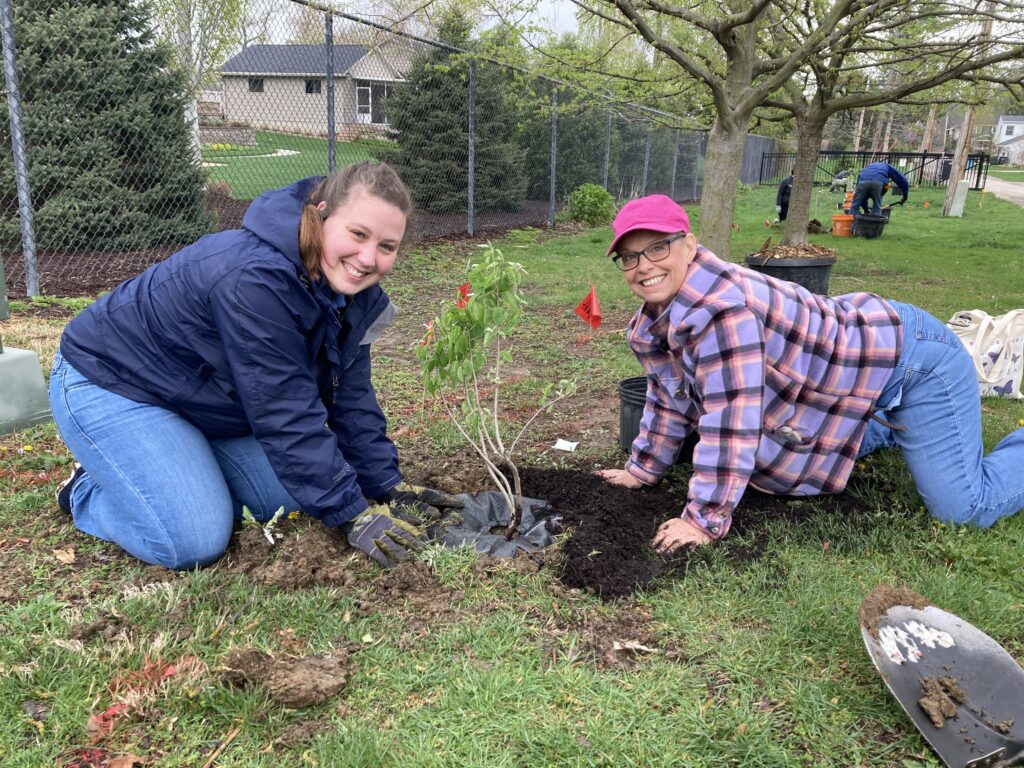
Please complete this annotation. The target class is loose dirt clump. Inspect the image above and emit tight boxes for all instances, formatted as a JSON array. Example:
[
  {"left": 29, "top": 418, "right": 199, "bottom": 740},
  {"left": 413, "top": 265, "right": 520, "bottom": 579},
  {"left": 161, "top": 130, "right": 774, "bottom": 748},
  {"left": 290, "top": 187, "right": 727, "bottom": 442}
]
[
  {"left": 221, "top": 646, "right": 353, "bottom": 708},
  {"left": 218, "top": 517, "right": 359, "bottom": 589},
  {"left": 68, "top": 611, "right": 124, "bottom": 642},
  {"left": 859, "top": 583, "right": 931, "bottom": 638},
  {"left": 918, "top": 675, "right": 966, "bottom": 728}
]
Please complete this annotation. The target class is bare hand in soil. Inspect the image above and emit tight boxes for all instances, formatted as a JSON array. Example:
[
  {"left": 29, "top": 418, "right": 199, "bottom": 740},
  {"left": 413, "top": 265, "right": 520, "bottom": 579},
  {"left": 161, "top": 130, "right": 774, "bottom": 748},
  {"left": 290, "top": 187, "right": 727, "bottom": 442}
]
[
  {"left": 593, "top": 469, "right": 644, "bottom": 489},
  {"left": 652, "top": 518, "right": 712, "bottom": 553}
]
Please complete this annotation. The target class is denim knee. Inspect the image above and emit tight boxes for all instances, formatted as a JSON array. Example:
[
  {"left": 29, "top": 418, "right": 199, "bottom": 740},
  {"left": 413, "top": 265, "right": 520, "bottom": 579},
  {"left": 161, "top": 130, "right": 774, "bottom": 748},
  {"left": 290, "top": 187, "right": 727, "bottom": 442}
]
[
  {"left": 927, "top": 500, "right": 1001, "bottom": 529},
  {"left": 152, "top": 531, "right": 232, "bottom": 570}
]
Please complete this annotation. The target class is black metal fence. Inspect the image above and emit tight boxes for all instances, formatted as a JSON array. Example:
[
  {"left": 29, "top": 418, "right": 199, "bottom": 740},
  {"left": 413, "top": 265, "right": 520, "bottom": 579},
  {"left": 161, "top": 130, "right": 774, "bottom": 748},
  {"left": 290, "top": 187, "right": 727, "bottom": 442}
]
[{"left": 760, "top": 150, "right": 991, "bottom": 190}]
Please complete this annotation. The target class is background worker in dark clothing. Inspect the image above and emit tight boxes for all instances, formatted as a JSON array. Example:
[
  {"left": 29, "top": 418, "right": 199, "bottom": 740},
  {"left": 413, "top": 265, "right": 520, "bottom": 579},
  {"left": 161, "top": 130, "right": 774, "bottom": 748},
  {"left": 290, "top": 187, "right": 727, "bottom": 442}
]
[
  {"left": 775, "top": 168, "right": 794, "bottom": 223},
  {"left": 851, "top": 162, "right": 910, "bottom": 216},
  {"left": 765, "top": 168, "right": 794, "bottom": 227}
]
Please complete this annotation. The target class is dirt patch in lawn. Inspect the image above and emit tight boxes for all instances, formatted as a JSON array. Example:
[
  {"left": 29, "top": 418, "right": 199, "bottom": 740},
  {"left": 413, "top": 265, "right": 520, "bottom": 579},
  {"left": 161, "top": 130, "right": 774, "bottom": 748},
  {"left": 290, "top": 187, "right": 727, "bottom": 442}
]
[
  {"left": 208, "top": 461, "right": 880, "bottom": 601},
  {"left": 221, "top": 645, "right": 353, "bottom": 708}
]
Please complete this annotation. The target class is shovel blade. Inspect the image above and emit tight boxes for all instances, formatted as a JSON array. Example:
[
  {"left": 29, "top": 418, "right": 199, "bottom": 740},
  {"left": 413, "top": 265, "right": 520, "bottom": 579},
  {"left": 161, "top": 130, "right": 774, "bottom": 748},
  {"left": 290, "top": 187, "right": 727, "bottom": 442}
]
[{"left": 862, "top": 602, "right": 1024, "bottom": 768}]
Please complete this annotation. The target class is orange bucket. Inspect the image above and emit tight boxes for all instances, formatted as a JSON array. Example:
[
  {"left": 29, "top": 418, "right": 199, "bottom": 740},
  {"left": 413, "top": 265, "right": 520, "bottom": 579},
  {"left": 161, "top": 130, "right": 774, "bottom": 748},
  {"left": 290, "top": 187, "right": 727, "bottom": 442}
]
[{"left": 832, "top": 213, "right": 854, "bottom": 237}]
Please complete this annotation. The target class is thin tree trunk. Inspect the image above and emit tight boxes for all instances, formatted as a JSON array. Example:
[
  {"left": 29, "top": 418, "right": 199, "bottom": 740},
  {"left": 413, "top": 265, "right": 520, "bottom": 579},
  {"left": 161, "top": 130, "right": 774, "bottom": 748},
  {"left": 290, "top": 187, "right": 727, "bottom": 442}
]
[
  {"left": 782, "top": 114, "right": 827, "bottom": 246},
  {"left": 698, "top": 116, "right": 749, "bottom": 258},
  {"left": 881, "top": 105, "right": 895, "bottom": 151},
  {"left": 943, "top": 109, "right": 975, "bottom": 216},
  {"left": 852, "top": 108, "right": 865, "bottom": 152},
  {"left": 870, "top": 111, "right": 885, "bottom": 152}
]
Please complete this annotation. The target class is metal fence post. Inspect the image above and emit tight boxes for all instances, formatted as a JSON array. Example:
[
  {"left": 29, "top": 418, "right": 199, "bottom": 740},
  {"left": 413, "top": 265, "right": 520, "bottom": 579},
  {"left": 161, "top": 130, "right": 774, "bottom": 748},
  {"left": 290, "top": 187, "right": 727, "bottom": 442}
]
[
  {"left": 694, "top": 133, "right": 704, "bottom": 200},
  {"left": 467, "top": 58, "right": 475, "bottom": 236},
  {"left": 548, "top": 86, "right": 557, "bottom": 226},
  {"left": 641, "top": 125, "right": 652, "bottom": 195},
  {"left": 325, "top": 11, "right": 335, "bottom": 173},
  {"left": 1, "top": 0, "right": 38, "bottom": 297},
  {"left": 670, "top": 129, "right": 679, "bottom": 199},
  {"left": 603, "top": 108, "right": 612, "bottom": 191}
]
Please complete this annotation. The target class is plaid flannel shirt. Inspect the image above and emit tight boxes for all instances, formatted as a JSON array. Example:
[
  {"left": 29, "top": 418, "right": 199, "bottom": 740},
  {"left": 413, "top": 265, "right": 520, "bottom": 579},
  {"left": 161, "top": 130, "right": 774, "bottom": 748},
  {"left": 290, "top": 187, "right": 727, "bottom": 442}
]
[{"left": 626, "top": 247, "right": 902, "bottom": 539}]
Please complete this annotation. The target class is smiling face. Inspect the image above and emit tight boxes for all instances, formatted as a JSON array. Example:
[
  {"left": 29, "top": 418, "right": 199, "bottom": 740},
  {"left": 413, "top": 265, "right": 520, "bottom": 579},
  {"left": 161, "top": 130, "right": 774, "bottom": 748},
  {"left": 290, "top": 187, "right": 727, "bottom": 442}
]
[
  {"left": 616, "top": 229, "right": 697, "bottom": 313},
  {"left": 317, "top": 186, "right": 407, "bottom": 295}
]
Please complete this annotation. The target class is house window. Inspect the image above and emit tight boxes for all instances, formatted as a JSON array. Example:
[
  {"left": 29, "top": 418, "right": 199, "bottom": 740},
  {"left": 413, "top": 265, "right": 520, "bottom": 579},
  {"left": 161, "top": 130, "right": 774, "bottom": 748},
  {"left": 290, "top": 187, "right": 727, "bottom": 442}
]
[
  {"left": 356, "top": 81, "right": 392, "bottom": 125},
  {"left": 305, "top": 79, "right": 322, "bottom": 95},
  {"left": 248, "top": 78, "right": 264, "bottom": 93},
  {"left": 1007, "top": 125, "right": 1016, "bottom": 137}
]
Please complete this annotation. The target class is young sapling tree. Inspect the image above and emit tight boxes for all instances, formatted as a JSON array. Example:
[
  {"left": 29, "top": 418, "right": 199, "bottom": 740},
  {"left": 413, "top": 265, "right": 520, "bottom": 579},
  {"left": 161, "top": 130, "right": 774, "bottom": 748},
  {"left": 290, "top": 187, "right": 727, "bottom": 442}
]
[{"left": 416, "top": 245, "right": 575, "bottom": 538}]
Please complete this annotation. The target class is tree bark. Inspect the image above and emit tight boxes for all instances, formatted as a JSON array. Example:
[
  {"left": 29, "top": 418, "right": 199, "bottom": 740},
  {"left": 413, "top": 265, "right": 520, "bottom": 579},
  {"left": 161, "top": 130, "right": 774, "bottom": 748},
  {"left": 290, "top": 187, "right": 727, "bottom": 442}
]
[
  {"left": 781, "top": 113, "right": 827, "bottom": 246},
  {"left": 698, "top": 115, "right": 749, "bottom": 258}
]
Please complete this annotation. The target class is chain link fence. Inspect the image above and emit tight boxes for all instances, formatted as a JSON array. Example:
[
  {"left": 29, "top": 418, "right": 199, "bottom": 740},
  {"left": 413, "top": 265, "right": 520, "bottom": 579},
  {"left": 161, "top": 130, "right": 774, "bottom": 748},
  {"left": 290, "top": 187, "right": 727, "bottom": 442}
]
[{"left": 1, "top": 0, "right": 771, "bottom": 298}]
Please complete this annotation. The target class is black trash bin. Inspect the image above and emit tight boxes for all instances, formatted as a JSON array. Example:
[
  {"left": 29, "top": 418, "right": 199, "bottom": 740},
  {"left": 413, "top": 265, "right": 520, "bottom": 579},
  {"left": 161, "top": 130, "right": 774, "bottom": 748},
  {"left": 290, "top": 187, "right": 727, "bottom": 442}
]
[{"left": 617, "top": 376, "right": 698, "bottom": 463}]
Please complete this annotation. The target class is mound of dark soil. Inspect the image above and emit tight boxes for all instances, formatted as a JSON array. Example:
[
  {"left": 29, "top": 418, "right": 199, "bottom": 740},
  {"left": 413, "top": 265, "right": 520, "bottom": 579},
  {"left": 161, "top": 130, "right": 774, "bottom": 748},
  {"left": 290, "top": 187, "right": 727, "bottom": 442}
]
[{"left": 207, "top": 464, "right": 880, "bottom": 602}]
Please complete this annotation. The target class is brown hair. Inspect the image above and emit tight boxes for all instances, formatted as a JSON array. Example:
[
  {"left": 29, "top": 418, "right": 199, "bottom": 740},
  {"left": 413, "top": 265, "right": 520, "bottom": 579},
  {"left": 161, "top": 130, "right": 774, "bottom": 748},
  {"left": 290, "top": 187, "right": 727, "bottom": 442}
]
[{"left": 297, "top": 161, "right": 413, "bottom": 281}]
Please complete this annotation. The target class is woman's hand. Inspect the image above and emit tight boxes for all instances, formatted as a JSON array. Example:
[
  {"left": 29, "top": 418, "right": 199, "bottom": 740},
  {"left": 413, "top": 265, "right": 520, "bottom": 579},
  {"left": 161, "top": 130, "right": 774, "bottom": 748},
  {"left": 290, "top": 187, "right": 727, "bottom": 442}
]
[
  {"left": 593, "top": 468, "right": 644, "bottom": 489},
  {"left": 652, "top": 518, "right": 713, "bottom": 554}
]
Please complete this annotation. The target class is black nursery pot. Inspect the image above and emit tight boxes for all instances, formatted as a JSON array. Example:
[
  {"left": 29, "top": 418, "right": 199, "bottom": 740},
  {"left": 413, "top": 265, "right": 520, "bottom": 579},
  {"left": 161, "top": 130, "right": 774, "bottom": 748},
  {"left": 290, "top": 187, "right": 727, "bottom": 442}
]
[
  {"left": 853, "top": 213, "right": 887, "bottom": 239},
  {"left": 617, "top": 376, "right": 698, "bottom": 464},
  {"left": 743, "top": 254, "right": 836, "bottom": 295}
]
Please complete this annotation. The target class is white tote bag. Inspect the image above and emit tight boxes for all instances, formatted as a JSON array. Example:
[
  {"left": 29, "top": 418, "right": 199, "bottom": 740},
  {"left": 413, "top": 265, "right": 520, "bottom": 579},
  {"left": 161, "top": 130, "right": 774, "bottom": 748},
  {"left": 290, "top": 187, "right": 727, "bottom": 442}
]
[{"left": 947, "top": 309, "right": 1024, "bottom": 398}]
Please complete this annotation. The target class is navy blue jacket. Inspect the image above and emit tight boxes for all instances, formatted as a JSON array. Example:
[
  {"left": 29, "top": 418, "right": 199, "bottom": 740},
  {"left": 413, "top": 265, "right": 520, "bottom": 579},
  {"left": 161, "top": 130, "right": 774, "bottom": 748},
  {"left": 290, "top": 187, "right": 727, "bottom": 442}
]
[
  {"left": 60, "top": 178, "right": 401, "bottom": 526},
  {"left": 856, "top": 162, "right": 910, "bottom": 197}
]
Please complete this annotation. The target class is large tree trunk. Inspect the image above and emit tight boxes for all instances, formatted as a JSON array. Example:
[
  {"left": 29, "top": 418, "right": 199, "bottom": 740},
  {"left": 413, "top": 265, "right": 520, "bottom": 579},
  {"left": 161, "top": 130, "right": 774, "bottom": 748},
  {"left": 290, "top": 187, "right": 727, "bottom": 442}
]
[
  {"left": 698, "top": 115, "right": 749, "bottom": 258},
  {"left": 782, "top": 114, "right": 827, "bottom": 246}
]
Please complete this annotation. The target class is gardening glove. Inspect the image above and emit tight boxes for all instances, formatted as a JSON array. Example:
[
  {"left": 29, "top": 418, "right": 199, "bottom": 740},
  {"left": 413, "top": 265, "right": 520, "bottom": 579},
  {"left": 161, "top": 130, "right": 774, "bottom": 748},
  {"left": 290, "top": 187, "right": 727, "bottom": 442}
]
[
  {"left": 378, "top": 482, "right": 464, "bottom": 523},
  {"left": 341, "top": 507, "right": 426, "bottom": 568},
  {"left": 899, "top": 196, "right": 908, "bottom": 206}
]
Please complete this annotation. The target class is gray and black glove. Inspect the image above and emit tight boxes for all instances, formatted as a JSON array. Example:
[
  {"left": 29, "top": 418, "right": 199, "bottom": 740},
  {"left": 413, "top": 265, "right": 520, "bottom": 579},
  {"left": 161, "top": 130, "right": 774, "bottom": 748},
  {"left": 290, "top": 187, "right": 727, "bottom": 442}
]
[
  {"left": 341, "top": 506, "right": 426, "bottom": 568},
  {"left": 377, "top": 482, "right": 464, "bottom": 525}
]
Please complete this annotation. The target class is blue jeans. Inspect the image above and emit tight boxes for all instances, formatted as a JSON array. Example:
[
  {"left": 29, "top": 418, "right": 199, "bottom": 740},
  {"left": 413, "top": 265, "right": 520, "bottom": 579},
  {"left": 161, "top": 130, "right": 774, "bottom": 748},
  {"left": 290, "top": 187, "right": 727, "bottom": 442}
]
[
  {"left": 857, "top": 301, "right": 1024, "bottom": 527},
  {"left": 49, "top": 352, "right": 300, "bottom": 569},
  {"left": 850, "top": 179, "right": 884, "bottom": 217}
]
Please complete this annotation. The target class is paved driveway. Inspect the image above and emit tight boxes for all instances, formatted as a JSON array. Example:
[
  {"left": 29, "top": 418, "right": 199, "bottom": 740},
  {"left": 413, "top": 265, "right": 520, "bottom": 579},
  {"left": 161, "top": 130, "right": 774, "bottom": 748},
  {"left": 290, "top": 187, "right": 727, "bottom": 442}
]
[{"left": 983, "top": 176, "right": 1024, "bottom": 207}]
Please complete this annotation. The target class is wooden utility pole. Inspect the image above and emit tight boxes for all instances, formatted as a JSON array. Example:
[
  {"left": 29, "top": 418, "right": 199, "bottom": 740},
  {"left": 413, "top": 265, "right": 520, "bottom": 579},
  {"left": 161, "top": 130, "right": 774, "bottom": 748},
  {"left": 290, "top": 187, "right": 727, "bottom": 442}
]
[
  {"left": 919, "top": 104, "right": 937, "bottom": 153},
  {"left": 943, "top": 3, "right": 995, "bottom": 216}
]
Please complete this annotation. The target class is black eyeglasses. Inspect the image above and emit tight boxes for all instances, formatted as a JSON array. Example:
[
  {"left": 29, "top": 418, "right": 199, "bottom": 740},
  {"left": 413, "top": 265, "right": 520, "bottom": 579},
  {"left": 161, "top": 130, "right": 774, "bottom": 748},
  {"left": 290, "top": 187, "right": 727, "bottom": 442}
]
[{"left": 612, "top": 233, "right": 685, "bottom": 271}]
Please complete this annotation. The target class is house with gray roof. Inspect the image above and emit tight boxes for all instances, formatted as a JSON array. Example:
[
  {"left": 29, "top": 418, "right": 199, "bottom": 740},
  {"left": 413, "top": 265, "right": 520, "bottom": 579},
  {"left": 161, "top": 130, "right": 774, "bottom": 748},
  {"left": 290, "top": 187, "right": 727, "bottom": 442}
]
[{"left": 220, "top": 42, "right": 417, "bottom": 139}]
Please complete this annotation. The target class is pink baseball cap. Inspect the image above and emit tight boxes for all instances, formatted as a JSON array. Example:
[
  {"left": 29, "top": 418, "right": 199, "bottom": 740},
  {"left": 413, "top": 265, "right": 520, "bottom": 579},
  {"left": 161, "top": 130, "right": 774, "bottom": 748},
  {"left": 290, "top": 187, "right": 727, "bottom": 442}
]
[{"left": 607, "top": 195, "right": 691, "bottom": 257}]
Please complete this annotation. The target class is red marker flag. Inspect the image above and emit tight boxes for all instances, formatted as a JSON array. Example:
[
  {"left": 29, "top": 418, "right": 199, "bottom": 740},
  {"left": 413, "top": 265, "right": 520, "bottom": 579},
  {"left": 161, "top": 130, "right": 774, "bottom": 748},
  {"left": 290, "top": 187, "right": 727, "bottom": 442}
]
[{"left": 575, "top": 286, "right": 601, "bottom": 330}]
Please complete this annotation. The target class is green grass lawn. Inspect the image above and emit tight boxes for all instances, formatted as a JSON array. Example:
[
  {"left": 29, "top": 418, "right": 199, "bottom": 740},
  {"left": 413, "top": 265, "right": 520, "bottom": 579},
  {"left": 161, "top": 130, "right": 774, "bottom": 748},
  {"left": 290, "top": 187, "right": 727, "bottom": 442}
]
[
  {"left": 2, "top": 184, "right": 1024, "bottom": 767},
  {"left": 987, "top": 165, "right": 1024, "bottom": 181},
  {"left": 202, "top": 131, "right": 383, "bottom": 200}
]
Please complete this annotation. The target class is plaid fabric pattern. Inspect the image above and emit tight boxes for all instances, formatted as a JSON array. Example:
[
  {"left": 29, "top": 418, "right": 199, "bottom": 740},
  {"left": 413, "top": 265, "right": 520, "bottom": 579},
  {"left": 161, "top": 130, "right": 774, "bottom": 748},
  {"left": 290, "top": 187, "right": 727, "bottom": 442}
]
[{"left": 626, "top": 247, "right": 903, "bottom": 539}]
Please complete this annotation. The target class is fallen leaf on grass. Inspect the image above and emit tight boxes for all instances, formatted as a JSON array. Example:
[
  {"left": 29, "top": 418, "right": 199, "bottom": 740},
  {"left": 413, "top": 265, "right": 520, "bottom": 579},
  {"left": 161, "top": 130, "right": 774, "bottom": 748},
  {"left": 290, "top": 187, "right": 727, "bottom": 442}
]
[
  {"left": 53, "top": 547, "right": 76, "bottom": 564},
  {"left": 612, "top": 639, "right": 659, "bottom": 654}
]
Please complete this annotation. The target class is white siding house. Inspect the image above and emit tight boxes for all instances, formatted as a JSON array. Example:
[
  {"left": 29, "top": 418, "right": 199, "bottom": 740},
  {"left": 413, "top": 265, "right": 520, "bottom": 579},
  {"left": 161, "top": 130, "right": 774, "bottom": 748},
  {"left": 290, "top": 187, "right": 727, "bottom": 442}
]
[
  {"left": 220, "top": 43, "right": 416, "bottom": 139},
  {"left": 995, "top": 115, "right": 1024, "bottom": 164}
]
